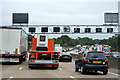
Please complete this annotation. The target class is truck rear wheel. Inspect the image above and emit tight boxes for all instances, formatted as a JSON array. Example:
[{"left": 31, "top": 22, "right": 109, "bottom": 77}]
[{"left": 29, "top": 65, "right": 34, "bottom": 69}]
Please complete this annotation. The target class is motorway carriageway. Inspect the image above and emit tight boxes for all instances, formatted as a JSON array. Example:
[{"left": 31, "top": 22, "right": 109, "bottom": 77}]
[{"left": 0, "top": 54, "right": 120, "bottom": 80}]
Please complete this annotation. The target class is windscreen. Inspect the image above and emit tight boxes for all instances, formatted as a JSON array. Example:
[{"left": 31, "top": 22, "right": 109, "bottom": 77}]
[
  {"left": 87, "top": 52, "right": 106, "bottom": 59},
  {"left": 37, "top": 53, "right": 51, "bottom": 60}
]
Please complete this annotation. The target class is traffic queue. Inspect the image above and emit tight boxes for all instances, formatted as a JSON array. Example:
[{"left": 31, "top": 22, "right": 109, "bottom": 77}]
[{"left": 0, "top": 27, "right": 109, "bottom": 75}]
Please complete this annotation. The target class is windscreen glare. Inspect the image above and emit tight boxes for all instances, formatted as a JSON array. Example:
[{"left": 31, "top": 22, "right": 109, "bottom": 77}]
[{"left": 87, "top": 52, "right": 106, "bottom": 59}]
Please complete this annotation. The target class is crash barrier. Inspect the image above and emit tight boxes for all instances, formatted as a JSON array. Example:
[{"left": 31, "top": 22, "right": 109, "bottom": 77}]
[{"left": 108, "top": 57, "right": 120, "bottom": 70}]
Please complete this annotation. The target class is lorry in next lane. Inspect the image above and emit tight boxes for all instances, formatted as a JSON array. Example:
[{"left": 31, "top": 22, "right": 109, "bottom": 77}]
[
  {"left": 0, "top": 27, "right": 28, "bottom": 63},
  {"left": 28, "top": 34, "right": 60, "bottom": 69}
]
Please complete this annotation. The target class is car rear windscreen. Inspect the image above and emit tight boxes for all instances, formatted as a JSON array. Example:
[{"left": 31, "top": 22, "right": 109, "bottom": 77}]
[{"left": 87, "top": 52, "right": 106, "bottom": 59}]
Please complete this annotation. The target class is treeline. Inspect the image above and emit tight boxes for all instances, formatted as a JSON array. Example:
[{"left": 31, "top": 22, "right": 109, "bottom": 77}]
[{"left": 54, "top": 35, "right": 120, "bottom": 52}]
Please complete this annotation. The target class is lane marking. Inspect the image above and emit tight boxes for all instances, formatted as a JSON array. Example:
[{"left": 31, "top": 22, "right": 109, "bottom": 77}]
[
  {"left": 19, "top": 67, "right": 22, "bottom": 70},
  {"left": 108, "top": 72, "right": 120, "bottom": 76},
  {"left": 8, "top": 76, "right": 13, "bottom": 80},
  {"left": 70, "top": 76, "right": 75, "bottom": 78},
  {"left": 58, "top": 68, "right": 62, "bottom": 70},
  {"left": 98, "top": 71, "right": 120, "bottom": 76},
  {"left": 70, "top": 76, "right": 77, "bottom": 80}
]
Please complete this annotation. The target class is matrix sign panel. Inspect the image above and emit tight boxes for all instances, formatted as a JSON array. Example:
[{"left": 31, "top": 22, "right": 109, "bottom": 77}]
[
  {"left": 74, "top": 28, "right": 80, "bottom": 33},
  {"left": 104, "top": 13, "right": 118, "bottom": 23},
  {"left": 64, "top": 26, "right": 70, "bottom": 32},
  {"left": 96, "top": 28, "right": 102, "bottom": 33},
  {"left": 13, "top": 13, "right": 28, "bottom": 24},
  {"left": 53, "top": 27, "right": 60, "bottom": 32},
  {"left": 41, "top": 27, "right": 48, "bottom": 32},
  {"left": 85, "top": 28, "right": 91, "bottom": 33},
  {"left": 29, "top": 27, "right": 36, "bottom": 32},
  {"left": 107, "top": 28, "right": 113, "bottom": 33}
]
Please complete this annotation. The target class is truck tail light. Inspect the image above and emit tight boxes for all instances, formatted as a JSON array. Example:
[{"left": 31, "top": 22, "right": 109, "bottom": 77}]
[
  {"left": 53, "top": 61, "right": 58, "bottom": 63},
  {"left": 105, "top": 59, "right": 108, "bottom": 62},
  {"left": 29, "top": 60, "right": 35, "bottom": 62},
  {"left": 84, "top": 59, "right": 89, "bottom": 62}
]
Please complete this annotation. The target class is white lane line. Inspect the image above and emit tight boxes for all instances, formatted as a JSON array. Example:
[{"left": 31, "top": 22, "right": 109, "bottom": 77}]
[
  {"left": 72, "top": 60, "right": 74, "bottom": 63},
  {"left": 70, "top": 76, "right": 75, "bottom": 78},
  {"left": 70, "top": 76, "right": 77, "bottom": 80},
  {"left": 108, "top": 72, "right": 120, "bottom": 76},
  {"left": 8, "top": 76, "right": 13, "bottom": 80},
  {"left": 19, "top": 67, "right": 22, "bottom": 70},
  {"left": 58, "top": 68, "right": 62, "bottom": 70},
  {"left": 98, "top": 71, "right": 120, "bottom": 76}
]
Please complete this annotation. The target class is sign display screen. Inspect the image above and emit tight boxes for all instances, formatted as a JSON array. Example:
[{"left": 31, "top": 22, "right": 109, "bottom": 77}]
[
  {"left": 40, "top": 36, "right": 46, "bottom": 41},
  {"left": 104, "top": 13, "right": 118, "bottom": 23},
  {"left": 13, "top": 13, "right": 28, "bottom": 24}
]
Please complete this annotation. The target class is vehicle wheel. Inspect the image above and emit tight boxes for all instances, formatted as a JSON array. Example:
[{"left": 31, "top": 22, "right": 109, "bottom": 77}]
[
  {"left": 95, "top": 70, "right": 97, "bottom": 73},
  {"left": 29, "top": 65, "right": 34, "bottom": 69},
  {"left": 75, "top": 67, "right": 79, "bottom": 72},
  {"left": 81, "top": 65, "right": 86, "bottom": 74},
  {"left": 103, "top": 70, "right": 108, "bottom": 75}
]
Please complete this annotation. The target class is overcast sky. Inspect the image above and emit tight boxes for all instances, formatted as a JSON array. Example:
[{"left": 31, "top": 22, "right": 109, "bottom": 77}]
[{"left": 0, "top": 0, "right": 120, "bottom": 39}]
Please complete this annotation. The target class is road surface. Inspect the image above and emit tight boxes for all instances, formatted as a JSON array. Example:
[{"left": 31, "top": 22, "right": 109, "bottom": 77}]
[{"left": 1, "top": 55, "right": 119, "bottom": 80}]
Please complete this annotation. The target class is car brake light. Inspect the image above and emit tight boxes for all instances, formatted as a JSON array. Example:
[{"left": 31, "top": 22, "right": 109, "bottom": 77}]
[
  {"left": 84, "top": 59, "right": 89, "bottom": 62},
  {"left": 105, "top": 59, "right": 108, "bottom": 62}
]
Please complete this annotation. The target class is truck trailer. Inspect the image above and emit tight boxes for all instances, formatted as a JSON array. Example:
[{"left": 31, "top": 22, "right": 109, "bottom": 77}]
[
  {"left": 0, "top": 27, "right": 28, "bottom": 63},
  {"left": 28, "top": 34, "right": 60, "bottom": 69}
]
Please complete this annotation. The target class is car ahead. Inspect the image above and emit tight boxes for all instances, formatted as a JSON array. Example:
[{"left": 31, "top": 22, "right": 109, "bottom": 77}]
[
  {"left": 75, "top": 51, "right": 108, "bottom": 75},
  {"left": 110, "top": 52, "right": 120, "bottom": 58},
  {"left": 59, "top": 52, "right": 72, "bottom": 62}
]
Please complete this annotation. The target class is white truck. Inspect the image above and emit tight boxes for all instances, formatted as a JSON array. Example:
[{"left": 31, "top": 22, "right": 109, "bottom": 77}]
[{"left": 0, "top": 27, "right": 28, "bottom": 63}]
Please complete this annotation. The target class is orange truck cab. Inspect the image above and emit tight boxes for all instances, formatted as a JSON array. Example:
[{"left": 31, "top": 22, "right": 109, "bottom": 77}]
[{"left": 28, "top": 35, "right": 60, "bottom": 69}]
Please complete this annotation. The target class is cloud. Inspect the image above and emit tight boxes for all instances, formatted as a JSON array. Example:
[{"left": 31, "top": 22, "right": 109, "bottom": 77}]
[
  {"left": 1, "top": 0, "right": 120, "bottom": 2},
  {"left": 1, "top": 2, "right": 118, "bottom": 25}
]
